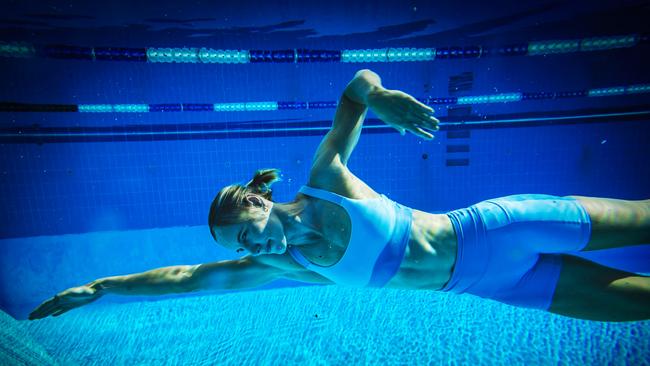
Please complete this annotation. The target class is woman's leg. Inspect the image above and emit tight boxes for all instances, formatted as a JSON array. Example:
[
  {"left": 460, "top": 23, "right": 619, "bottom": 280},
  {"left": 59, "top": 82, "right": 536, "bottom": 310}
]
[
  {"left": 549, "top": 254, "right": 650, "bottom": 322},
  {"left": 568, "top": 196, "right": 650, "bottom": 251}
]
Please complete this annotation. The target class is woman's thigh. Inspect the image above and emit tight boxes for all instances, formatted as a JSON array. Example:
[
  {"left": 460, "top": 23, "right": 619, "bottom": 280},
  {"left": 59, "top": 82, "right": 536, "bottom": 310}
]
[
  {"left": 568, "top": 196, "right": 650, "bottom": 251},
  {"left": 549, "top": 254, "right": 650, "bottom": 322}
]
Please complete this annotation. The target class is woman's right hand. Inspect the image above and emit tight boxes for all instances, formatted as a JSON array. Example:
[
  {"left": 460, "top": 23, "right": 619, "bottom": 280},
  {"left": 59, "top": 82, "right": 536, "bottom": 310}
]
[
  {"left": 29, "top": 283, "right": 102, "bottom": 320},
  {"left": 366, "top": 88, "right": 439, "bottom": 140}
]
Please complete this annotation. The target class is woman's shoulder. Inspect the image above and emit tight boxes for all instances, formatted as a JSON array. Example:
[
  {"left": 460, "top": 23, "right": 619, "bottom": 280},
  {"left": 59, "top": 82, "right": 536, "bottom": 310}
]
[{"left": 307, "top": 161, "right": 380, "bottom": 200}]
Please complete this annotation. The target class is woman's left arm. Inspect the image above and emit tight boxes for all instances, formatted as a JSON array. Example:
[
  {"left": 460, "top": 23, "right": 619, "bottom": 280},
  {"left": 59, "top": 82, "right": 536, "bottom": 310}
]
[
  {"left": 311, "top": 70, "right": 439, "bottom": 173},
  {"left": 310, "top": 70, "right": 376, "bottom": 170}
]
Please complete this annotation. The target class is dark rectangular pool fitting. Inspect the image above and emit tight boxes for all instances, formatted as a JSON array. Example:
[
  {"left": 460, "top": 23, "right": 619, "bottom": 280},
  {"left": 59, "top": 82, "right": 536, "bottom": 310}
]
[
  {"left": 446, "top": 130, "right": 471, "bottom": 139},
  {"left": 446, "top": 144, "right": 470, "bottom": 153},
  {"left": 448, "top": 72, "right": 474, "bottom": 94},
  {"left": 445, "top": 158, "right": 470, "bottom": 167}
]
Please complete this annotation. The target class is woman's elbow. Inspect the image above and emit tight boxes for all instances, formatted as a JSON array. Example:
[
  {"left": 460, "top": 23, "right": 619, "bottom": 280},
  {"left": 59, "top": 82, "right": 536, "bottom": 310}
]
[{"left": 355, "top": 69, "right": 378, "bottom": 79}]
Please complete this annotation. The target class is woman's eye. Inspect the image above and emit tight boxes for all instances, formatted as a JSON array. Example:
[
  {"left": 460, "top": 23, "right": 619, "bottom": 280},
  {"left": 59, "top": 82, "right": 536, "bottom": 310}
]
[{"left": 236, "top": 248, "right": 244, "bottom": 253}]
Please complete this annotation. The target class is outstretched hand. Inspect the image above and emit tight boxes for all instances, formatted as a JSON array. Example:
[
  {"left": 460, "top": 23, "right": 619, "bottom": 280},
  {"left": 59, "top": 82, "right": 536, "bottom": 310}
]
[
  {"left": 367, "top": 88, "right": 439, "bottom": 140},
  {"left": 29, "top": 284, "right": 102, "bottom": 320}
]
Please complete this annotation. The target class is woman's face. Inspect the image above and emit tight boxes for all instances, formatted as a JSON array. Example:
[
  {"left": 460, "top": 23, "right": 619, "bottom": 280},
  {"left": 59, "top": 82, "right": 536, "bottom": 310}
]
[{"left": 213, "top": 200, "right": 287, "bottom": 256}]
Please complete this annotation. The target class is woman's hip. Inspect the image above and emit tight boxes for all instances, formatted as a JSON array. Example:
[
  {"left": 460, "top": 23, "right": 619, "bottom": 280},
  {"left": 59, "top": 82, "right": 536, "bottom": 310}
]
[{"left": 440, "top": 194, "right": 592, "bottom": 309}]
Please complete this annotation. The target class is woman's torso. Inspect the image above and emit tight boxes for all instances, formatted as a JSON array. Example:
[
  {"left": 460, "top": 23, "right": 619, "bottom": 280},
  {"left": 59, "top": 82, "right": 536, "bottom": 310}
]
[{"left": 261, "top": 168, "right": 458, "bottom": 290}]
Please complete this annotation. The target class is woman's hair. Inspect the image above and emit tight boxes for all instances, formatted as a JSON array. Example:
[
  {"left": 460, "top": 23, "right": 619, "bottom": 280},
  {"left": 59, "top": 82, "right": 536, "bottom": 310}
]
[{"left": 208, "top": 168, "right": 284, "bottom": 242}]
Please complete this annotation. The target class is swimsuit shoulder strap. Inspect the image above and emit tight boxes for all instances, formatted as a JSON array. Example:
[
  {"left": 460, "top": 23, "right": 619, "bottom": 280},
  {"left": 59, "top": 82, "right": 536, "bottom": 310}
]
[
  {"left": 287, "top": 246, "right": 312, "bottom": 269},
  {"left": 299, "top": 185, "right": 346, "bottom": 205}
]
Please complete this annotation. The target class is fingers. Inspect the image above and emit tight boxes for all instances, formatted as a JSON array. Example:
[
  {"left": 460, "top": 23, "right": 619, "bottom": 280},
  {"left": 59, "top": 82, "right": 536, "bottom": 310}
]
[
  {"left": 394, "top": 124, "right": 434, "bottom": 140},
  {"left": 385, "top": 121, "right": 406, "bottom": 136},
  {"left": 387, "top": 105, "right": 439, "bottom": 140},
  {"left": 405, "top": 109, "right": 439, "bottom": 139},
  {"left": 415, "top": 112, "right": 439, "bottom": 130},
  {"left": 392, "top": 119, "right": 437, "bottom": 140},
  {"left": 400, "top": 122, "right": 434, "bottom": 140},
  {"left": 29, "top": 298, "right": 59, "bottom": 320},
  {"left": 30, "top": 302, "right": 76, "bottom": 320},
  {"left": 406, "top": 102, "right": 438, "bottom": 129},
  {"left": 411, "top": 98, "right": 434, "bottom": 114},
  {"left": 412, "top": 126, "right": 434, "bottom": 140}
]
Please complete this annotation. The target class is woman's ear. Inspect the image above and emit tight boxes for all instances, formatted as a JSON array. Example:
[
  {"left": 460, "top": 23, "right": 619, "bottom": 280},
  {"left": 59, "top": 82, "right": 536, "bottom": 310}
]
[{"left": 245, "top": 194, "right": 264, "bottom": 209}]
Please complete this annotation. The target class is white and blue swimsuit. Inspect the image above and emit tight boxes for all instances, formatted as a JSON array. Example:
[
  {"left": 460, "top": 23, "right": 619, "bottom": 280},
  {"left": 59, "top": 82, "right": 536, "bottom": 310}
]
[
  {"left": 289, "top": 187, "right": 592, "bottom": 311},
  {"left": 288, "top": 185, "right": 413, "bottom": 288}
]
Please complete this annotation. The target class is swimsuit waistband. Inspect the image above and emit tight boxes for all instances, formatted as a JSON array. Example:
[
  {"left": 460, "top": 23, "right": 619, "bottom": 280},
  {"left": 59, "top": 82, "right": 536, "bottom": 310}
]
[{"left": 441, "top": 205, "right": 489, "bottom": 293}]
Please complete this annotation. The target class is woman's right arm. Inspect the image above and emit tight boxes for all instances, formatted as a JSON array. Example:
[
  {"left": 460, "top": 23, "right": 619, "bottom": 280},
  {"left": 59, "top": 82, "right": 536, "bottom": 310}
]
[
  {"left": 29, "top": 258, "right": 284, "bottom": 320},
  {"left": 184, "top": 256, "right": 286, "bottom": 292}
]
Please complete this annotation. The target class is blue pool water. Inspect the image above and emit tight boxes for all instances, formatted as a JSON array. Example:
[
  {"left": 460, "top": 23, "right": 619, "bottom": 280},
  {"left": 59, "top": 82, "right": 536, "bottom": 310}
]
[
  {"left": 1, "top": 1, "right": 650, "bottom": 364},
  {"left": 11, "top": 281, "right": 650, "bottom": 365},
  {"left": 3, "top": 226, "right": 650, "bottom": 365}
]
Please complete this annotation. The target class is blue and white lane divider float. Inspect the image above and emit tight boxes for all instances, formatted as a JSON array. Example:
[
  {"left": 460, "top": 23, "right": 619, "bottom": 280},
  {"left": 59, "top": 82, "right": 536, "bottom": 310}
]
[
  {"left": 1, "top": 83, "right": 648, "bottom": 113},
  {"left": 0, "top": 33, "right": 646, "bottom": 63}
]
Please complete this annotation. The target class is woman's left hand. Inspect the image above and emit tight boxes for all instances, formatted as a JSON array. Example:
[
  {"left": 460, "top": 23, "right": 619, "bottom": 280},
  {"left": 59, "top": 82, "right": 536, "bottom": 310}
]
[{"left": 366, "top": 88, "right": 440, "bottom": 140}]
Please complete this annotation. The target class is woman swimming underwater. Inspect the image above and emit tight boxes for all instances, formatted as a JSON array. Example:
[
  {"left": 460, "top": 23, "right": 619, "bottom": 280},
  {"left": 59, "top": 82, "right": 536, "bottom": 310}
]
[{"left": 30, "top": 69, "right": 650, "bottom": 322}]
